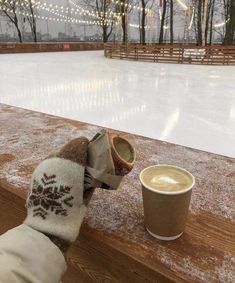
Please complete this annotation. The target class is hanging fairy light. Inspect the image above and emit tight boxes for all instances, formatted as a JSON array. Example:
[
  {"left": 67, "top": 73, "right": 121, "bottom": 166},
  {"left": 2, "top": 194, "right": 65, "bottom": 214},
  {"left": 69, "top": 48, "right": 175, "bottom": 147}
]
[
  {"left": 107, "top": 8, "right": 122, "bottom": 17},
  {"left": 33, "top": 0, "right": 119, "bottom": 21},
  {"left": 214, "top": 18, "right": 230, "bottom": 28},
  {"left": 0, "top": 0, "right": 161, "bottom": 32},
  {"left": 159, "top": 8, "right": 162, "bottom": 20},
  {"left": 129, "top": 23, "right": 151, "bottom": 29},
  {"left": 0, "top": 0, "right": 33, "bottom": 7},
  {"left": 69, "top": 0, "right": 104, "bottom": 20},
  {"left": 36, "top": 2, "right": 118, "bottom": 26},
  {"left": 0, "top": 5, "right": 117, "bottom": 27},
  {"left": 157, "top": 8, "right": 168, "bottom": 30},
  {"left": 176, "top": 0, "right": 188, "bottom": 11},
  {"left": 32, "top": 0, "right": 119, "bottom": 26},
  {"left": 111, "top": 0, "right": 151, "bottom": 13},
  {"left": 159, "top": 0, "right": 188, "bottom": 11},
  {"left": 69, "top": 0, "right": 119, "bottom": 19},
  {"left": 188, "top": 7, "right": 195, "bottom": 30},
  {"left": 34, "top": 1, "right": 102, "bottom": 20}
]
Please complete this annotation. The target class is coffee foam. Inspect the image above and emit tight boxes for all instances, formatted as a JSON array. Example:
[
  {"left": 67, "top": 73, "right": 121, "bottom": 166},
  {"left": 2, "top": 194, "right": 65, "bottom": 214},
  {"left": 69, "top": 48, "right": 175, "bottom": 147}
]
[{"left": 141, "top": 165, "right": 193, "bottom": 192}]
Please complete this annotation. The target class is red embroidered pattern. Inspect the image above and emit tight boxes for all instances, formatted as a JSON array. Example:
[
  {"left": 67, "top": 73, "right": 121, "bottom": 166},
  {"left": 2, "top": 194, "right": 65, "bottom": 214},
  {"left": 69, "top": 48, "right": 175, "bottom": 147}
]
[{"left": 27, "top": 173, "right": 74, "bottom": 219}]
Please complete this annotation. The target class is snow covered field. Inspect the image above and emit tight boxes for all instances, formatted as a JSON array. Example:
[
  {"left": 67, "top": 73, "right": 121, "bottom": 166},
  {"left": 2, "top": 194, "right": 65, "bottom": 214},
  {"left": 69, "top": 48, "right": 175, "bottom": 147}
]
[{"left": 0, "top": 50, "right": 234, "bottom": 158}]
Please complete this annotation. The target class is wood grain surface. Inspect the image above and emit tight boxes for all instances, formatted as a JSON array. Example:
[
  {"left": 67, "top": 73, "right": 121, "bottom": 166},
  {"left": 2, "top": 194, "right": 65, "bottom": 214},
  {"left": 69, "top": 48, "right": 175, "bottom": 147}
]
[
  {"left": 0, "top": 43, "right": 103, "bottom": 54},
  {"left": 0, "top": 104, "right": 234, "bottom": 283},
  {"left": 104, "top": 44, "right": 235, "bottom": 65}
]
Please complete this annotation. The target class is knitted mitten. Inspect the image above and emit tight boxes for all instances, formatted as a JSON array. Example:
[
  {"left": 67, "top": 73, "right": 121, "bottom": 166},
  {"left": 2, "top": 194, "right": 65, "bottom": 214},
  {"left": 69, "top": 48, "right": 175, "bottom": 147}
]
[{"left": 24, "top": 137, "right": 88, "bottom": 243}]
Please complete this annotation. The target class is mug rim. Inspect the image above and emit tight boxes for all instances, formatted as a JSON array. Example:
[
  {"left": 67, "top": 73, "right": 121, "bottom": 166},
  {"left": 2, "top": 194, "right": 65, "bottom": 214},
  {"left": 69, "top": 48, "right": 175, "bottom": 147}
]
[
  {"left": 111, "top": 135, "right": 136, "bottom": 165},
  {"left": 139, "top": 164, "right": 195, "bottom": 195}
]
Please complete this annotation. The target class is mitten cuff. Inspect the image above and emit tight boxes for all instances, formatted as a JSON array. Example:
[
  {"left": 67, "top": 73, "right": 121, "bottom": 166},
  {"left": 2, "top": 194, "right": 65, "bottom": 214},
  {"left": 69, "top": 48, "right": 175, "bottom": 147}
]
[{"left": 24, "top": 204, "right": 87, "bottom": 242}]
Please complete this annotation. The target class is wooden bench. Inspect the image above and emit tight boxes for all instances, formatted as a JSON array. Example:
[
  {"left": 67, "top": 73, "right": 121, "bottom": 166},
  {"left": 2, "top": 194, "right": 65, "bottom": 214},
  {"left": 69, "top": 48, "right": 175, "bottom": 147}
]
[
  {"left": 0, "top": 104, "right": 234, "bottom": 282},
  {"left": 104, "top": 44, "right": 235, "bottom": 65},
  {"left": 183, "top": 49, "right": 206, "bottom": 63}
]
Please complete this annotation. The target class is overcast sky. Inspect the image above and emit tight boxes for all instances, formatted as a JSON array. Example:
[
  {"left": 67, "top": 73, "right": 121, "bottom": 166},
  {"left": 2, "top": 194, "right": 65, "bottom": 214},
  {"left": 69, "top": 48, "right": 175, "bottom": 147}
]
[
  {"left": 0, "top": 0, "right": 97, "bottom": 37},
  {"left": 0, "top": 0, "right": 223, "bottom": 40}
]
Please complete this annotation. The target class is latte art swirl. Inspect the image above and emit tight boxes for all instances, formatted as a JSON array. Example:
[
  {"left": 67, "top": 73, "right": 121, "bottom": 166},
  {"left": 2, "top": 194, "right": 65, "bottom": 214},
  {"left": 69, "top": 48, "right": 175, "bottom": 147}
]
[{"left": 142, "top": 166, "right": 193, "bottom": 192}]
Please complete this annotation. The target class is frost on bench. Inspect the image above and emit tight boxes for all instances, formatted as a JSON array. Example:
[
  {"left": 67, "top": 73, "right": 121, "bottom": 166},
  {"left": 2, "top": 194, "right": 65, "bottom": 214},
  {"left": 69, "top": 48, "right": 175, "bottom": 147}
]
[{"left": 183, "top": 49, "right": 206, "bottom": 60}]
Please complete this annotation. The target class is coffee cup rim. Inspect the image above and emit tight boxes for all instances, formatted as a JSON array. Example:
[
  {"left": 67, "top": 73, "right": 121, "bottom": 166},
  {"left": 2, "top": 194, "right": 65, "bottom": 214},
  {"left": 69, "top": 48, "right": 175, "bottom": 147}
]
[{"left": 139, "top": 164, "right": 195, "bottom": 195}]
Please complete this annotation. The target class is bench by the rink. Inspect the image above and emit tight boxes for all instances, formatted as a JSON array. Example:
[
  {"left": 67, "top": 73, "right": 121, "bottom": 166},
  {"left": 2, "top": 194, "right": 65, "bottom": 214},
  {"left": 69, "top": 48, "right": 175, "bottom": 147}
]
[
  {"left": 183, "top": 48, "right": 206, "bottom": 61},
  {"left": 104, "top": 44, "right": 235, "bottom": 65},
  {"left": 0, "top": 104, "right": 234, "bottom": 283}
]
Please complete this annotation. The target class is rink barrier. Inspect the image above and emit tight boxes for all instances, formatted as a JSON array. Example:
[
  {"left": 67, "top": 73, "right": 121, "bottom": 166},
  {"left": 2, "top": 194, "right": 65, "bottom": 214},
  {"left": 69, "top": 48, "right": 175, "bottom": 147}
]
[
  {"left": 104, "top": 44, "right": 235, "bottom": 65},
  {"left": 0, "top": 42, "right": 104, "bottom": 53}
]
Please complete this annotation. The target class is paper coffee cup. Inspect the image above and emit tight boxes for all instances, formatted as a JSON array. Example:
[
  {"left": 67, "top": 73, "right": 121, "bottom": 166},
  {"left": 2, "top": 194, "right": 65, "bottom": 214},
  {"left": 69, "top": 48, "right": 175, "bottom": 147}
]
[{"left": 139, "top": 165, "right": 195, "bottom": 241}]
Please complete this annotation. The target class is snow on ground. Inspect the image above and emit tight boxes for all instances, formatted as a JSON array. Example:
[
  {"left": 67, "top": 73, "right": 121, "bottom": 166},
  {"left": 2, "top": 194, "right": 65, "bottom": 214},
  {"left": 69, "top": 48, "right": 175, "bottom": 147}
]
[{"left": 0, "top": 50, "right": 235, "bottom": 158}]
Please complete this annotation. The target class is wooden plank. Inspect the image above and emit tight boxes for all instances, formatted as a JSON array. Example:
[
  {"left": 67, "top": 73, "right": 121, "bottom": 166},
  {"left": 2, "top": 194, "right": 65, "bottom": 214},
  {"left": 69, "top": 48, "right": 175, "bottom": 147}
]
[
  {"left": 0, "top": 43, "right": 104, "bottom": 54},
  {"left": 0, "top": 104, "right": 234, "bottom": 283},
  {"left": 104, "top": 44, "right": 235, "bottom": 65}
]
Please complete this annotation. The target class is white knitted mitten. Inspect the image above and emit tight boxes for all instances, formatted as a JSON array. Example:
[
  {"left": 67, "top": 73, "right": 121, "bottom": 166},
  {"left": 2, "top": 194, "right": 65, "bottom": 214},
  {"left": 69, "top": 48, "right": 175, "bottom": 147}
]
[{"left": 24, "top": 137, "right": 88, "bottom": 243}]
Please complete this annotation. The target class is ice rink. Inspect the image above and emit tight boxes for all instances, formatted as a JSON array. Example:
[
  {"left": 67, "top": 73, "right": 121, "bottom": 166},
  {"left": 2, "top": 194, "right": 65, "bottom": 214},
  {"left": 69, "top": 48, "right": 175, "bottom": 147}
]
[{"left": 0, "top": 50, "right": 235, "bottom": 158}]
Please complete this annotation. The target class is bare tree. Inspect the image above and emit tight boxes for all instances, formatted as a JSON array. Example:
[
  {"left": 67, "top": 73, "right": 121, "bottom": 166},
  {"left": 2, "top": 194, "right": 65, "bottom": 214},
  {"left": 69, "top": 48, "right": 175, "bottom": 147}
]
[
  {"left": 97, "top": 0, "right": 114, "bottom": 42},
  {"left": 23, "top": 0, "right": 37, "bottom": 42},
  {"left": 139, "top": 0, "right": 154, "bottom": 44},
  {"left": 159, "top": 0, "right": 167, "bottom": 44},
  {"left": 196, "top": 0, "right": 208, "bottom": 45},
  {"left": 140, "top": 0, "right": 147, "bottom": 44},
  {"left": 82, "top": 0, "right": 115, "bottom": 42},
  {"left": 119, "top": 0, "right": 128, "bottom": 43},
  {"left": 115, "top": 0, "right": 135, "bottom": 44},
  {"left": 201, "top": 0, "right": 209, "bottom": 46},
  {"left": 0, "top": 0, "right": 22, "bottom": 42},
  {"left": 223, "top": 0, "right": 235, "bottom": 44},
  {"left": 208, "top": 0, "right": 215, "bottom": 45},
  {"left": 194, "top": 0, "right": 209, "bottom": 45},
  {"left": 169, "top": 0, "right": 173, "bottom": 44}
]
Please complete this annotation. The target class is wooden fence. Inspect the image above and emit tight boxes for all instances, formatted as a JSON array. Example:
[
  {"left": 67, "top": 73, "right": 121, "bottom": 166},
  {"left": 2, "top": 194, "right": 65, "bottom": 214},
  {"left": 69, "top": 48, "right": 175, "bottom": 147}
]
[
  {"left": 0, "top": 42, "right": 104, "bottom": 54},
  {"left": 104, "top": 44, "right": 235, "bottom": 65}
]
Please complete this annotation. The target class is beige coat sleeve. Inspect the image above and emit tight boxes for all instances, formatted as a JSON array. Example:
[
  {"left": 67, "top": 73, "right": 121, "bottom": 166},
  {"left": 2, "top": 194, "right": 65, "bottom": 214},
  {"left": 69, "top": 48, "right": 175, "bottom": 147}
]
[{"left": 0, "top": 224, "right": 67, "bottom": 283}]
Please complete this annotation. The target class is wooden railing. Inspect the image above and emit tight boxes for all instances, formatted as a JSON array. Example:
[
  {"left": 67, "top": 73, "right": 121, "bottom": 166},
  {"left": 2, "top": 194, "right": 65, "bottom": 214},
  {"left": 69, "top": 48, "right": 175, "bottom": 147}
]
[
  {"left": 104, "top": 44, "right": 235, "bottom": 65},
  {"left": 0, "top": 42, "right": 104, "bottom": 54}
]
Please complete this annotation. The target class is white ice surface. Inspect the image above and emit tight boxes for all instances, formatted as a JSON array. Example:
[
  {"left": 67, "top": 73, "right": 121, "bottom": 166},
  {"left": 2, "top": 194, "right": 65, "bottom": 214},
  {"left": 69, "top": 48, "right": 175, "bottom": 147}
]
[{"left": 0, "top": 51, "right": 235, "bottom": 158}]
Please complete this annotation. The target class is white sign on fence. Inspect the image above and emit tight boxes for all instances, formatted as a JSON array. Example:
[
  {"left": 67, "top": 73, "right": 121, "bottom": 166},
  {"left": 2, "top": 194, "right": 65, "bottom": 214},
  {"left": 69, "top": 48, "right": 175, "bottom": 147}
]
[{"left": 183, "top": 49, "right": 206, "bottom": 59}]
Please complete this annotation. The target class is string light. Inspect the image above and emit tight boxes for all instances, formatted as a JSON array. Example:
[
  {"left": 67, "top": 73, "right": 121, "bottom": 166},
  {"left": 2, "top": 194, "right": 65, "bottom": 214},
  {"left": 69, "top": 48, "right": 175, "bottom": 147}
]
[
  {"left": 69, "top": 0, "right": 100, "bottom": 19},
  {"left": 35, "top": 1, "right": 101, "bottom": 20},
  {"left": 0, "top": 6, "right": 116, "bottom": 26},
  {"left": 0, "top": 0, "right": 152, "bottom": 30},
  {"left": 176, "top": 0, "right": 188, "bottom": 11},
  {"left": 32, "top": 1, "right": 119, "bottom": 25},
  {"left": 158, "top": 8, "right": 168, "bottom": 29},
  {"left": 36, "top": 2, "right": 118, "bottom": 26},
  {"left": 33, "top": 0, "right": 119, "bottom": 22},
  {"left": 111, "top": 0, "right": 151, "bottom": 13},
  {"left": 0, "top": 0, "right": 34, "bottom": 7},
  {"left": 107, "top": 8, "right": 122, "bottom": 17},
  {"left": 214, "top": 18, "right": 230, "bottom": 28},
  {"left": 129, "top": 23, "right": 151, "bottom": 29},
  {"left": 188, "top": 7, "right": 195, "bottom": 30},
  {"left": 69, "top": 0, "right": 120, "bottom": 20},
  {"left": 159, "top": 8, "right": 162, "bottom": 20}
]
